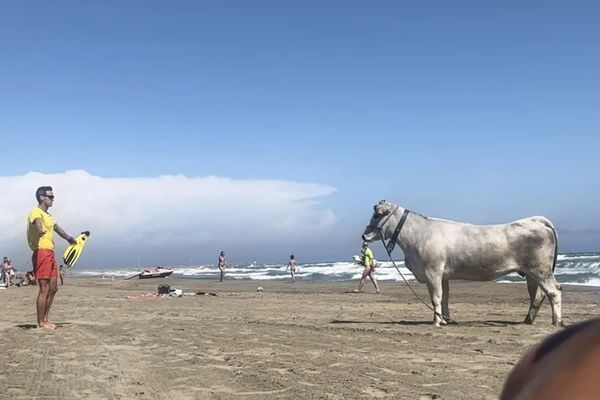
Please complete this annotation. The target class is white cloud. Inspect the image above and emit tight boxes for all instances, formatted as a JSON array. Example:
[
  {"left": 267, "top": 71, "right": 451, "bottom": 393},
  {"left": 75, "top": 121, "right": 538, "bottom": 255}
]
[{"left": 0, "top": 170, "right": 336, "bottom": 266}]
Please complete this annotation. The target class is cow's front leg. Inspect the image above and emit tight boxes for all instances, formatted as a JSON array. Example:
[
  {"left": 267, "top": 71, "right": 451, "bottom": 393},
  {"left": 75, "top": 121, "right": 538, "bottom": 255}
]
[
  {"left": 442, "top": 279, "right": 450, "bottom": 321},
  {"left": 425, "top": 273, "right": 446, "bottom": 327}
]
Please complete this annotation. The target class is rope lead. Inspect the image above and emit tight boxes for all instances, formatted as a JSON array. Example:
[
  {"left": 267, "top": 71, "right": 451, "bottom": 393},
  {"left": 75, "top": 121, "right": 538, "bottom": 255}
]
[{"left": 381, "top": 238, "right": 454, "bottom": 324}]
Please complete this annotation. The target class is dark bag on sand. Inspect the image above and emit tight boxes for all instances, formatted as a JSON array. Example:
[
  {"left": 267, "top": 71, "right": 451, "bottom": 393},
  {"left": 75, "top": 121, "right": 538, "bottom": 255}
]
[{"left": 158, "top": 284, "right": 171, "bottom": 294}]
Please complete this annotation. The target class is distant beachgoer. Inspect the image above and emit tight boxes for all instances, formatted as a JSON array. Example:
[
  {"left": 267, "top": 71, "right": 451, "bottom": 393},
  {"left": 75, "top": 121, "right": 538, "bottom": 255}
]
[
  {"left": 286, "top": 255, "right": 299, "bottom": 283},
  {"left": 1, "top": 257, "right": 6, "bottom": 286},
  {"left": 59, "top": 265, "right": 65, "bottom": 286},
  {"left": 2, "top": 257, "right": 13, "bottom": 288},
  {"left": 26, "top": 271, "right": 37, "bottom": 286},
  {"left": 26, "top": 271, "right": 37, "bottom": 285},
  {"left": 354, "top": 241, "right": 380, "bottom": 293},
  {"left": 218, "top": 251, "right": 229, "bottom": 282},
  {"left": 27, "top": 186, "right": 77, "bottom": 330},
  {"left": 13, "top": 272, "right": 25, "bottom": 287}
]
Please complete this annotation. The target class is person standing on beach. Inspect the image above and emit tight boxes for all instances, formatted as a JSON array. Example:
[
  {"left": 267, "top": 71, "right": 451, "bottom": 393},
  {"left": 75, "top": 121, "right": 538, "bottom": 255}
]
[
  {"left": 27, "top": 186, "right": 77, "bottom": 330},
  {"left": 59, "top": 265, "right": 65, "bottom": 286},
  {"left": 2, "top": 257, "right": 13, "bottom": 287},
  {"left": 218, "top": 251, "right": 229, "bottom": 282},
  {"left": 354, "top": 241, "right": 380, "bottom": 293},
  {"left": 286, "top": 254, "right": 299, "bottom": 283}
]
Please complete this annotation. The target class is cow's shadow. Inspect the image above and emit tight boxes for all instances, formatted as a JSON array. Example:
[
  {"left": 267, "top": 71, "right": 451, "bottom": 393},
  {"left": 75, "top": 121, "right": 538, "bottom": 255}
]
[
  {"left": 331, "top": 319, "right": 432, "bottom": 326},
  {"left": 330, "top": 319, "right": 522, "bottom": 326},
  {"left": 458, "top": 320, "right": 522, "bottom": 326}
]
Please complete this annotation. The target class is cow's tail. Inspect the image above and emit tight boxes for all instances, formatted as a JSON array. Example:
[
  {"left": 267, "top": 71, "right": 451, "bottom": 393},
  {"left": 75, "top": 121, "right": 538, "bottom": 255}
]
[
  {"left": 538, "top": 217, "right": 559, "bottom": 273},
  {"left": 551, "top": 227, "right": 558, "bottom": 273}
]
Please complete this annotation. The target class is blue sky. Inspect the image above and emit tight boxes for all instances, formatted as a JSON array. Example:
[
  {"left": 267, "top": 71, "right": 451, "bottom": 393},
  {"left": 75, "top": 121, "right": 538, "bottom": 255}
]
[{"left": 1, "top": 1, "right": 598, "bottom": 266}]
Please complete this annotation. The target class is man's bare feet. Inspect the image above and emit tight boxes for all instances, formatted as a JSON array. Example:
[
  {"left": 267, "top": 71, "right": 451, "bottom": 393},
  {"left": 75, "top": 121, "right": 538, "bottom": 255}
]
[{"left": 38, "top": 322, "right": 56, "bottom": 330}]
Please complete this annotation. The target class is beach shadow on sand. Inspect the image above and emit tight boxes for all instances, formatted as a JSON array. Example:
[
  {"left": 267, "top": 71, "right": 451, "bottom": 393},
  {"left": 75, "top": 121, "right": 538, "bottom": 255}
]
[
  {"left": 458, "top": 320, "right": 522, "bottom": 326},
  {"left": 330, "top": 319, "right": 522, "bottom": 326},
  {"left": 16, "top": 322, "right": 73, "bottom": 330},
  {"left": 331, "top": 319, "right": 432, "bottom": 326}
]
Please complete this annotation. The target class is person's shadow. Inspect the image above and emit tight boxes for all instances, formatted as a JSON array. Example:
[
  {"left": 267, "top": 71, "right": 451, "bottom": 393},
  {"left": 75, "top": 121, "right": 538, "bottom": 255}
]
[
  {"left": 16, "top": 324, "right": 37, "bottom": 330},
  {"left": 16, "top": 323, "right": 72, "bottom": 330}
]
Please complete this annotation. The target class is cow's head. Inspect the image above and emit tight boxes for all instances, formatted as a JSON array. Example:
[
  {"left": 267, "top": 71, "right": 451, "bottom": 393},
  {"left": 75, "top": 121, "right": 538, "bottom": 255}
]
[{"left": 362, "top": 199, "right": 397, "bottom": 242}]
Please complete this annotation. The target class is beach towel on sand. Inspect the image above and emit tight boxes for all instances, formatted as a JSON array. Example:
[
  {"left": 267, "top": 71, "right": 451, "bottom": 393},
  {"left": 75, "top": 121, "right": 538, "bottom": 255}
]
[{"left": 126, "top": 292, "right": 168, "bottom": 300}]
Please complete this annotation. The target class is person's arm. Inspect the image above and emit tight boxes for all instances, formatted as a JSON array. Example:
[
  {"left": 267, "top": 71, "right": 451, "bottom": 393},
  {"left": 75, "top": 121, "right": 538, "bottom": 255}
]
[
  {"left": 55, "top": 224, "right": 76, "bottom": 244},
  {"left": 286, "top": 262, "right": 290, "bottom": 272},
  {"left": 33, "top": 217, "right": 45, "bottom": 237}
]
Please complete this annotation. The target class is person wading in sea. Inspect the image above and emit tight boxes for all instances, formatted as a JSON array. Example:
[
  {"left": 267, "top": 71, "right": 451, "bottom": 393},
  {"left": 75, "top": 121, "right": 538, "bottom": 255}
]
[
  {"left": 286, "top": 254, "right": 299, "bottom": 283},
  {"left": 218, "top": 251, "right": 229, "bottom": 282}
]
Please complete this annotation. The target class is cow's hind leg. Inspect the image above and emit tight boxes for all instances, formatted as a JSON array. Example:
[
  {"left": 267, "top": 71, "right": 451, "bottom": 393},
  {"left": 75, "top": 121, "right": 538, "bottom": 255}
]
[
  {"left": 442, "top": 279, "right": 450, "bottom": 321},
  {"left": 524, "top": 276, "right": 546, "bottom": 324},
  {"left": 527, "top": 272, "right": 562, "bottom": 326}
]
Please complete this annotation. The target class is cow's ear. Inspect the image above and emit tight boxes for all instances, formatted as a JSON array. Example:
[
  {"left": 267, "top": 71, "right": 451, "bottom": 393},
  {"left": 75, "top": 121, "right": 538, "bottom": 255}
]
[
  {"left": 374, "top": 200, "right": 390, "bottom": 215},
  {"left": 374, "top": 202, "right": 389, "bottom": 216}
]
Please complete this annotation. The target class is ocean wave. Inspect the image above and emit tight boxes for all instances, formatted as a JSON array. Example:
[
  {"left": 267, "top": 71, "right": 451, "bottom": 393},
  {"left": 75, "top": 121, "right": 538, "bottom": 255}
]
[{"left": 72, "top": 253, "right": 600, "bottom": 287}]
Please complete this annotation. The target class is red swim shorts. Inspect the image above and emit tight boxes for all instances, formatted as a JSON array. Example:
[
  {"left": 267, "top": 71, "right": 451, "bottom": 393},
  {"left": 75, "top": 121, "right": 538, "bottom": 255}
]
[{"left": 32, "top": 249, "right": 58, "bottom": 280}]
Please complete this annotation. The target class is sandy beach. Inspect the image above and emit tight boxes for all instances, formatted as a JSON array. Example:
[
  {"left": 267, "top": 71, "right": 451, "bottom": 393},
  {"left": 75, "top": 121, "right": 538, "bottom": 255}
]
[{"left": 0, "top": 277, "right": 598, "bottom": 400}]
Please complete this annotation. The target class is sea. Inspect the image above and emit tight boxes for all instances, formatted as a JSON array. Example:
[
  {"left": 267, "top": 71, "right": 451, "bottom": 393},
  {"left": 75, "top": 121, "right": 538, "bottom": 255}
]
[{"left": 74, "top": 252, "right": 600, "bottom": 287}]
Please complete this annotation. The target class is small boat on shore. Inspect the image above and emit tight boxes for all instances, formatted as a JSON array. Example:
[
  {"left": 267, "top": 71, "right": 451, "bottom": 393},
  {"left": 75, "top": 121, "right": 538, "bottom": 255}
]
[{"left": 138, "top": 267, "right": 174, "bottom": 279}]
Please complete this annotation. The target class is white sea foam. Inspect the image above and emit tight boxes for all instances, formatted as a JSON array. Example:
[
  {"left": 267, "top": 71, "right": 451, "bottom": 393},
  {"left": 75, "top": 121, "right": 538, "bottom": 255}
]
[
  {"left": 575, "top": 277, "right": 600, "bottom": 287},
  {"left": 557, "top": 254, "right": 598, "bottom": 261},
  {"left": 76, "top": 269, "right": 139, "bottom": 277},
  {"left": 72, "top": 253, "right": 600, "bottom": 286}
]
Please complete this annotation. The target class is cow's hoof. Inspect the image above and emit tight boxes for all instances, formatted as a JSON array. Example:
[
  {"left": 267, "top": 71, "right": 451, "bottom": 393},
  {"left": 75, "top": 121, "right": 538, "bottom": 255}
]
[
  {"left": 524, "top": 316, "right": 534, "bottom": 325},
  {"left": 440, "top": 319, "right": 448, "bottom": 326},
  {"left": 553, "top": 320, "right": 565, "bottom": 328}
]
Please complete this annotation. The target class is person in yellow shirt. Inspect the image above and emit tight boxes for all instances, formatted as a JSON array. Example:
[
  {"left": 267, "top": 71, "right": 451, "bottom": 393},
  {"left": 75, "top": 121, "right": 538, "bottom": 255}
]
[
  {"left": 354, "top": 241, "right": 380, "bottom": 293},
  {"left": 27, "top": 186, "right": 76, "bottom": 330}
]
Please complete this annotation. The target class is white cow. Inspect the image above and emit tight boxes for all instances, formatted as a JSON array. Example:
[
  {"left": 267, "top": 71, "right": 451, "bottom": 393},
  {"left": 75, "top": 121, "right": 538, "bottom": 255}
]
[{"left": 362, "top": 200, "right": 562, "bottom": 327}]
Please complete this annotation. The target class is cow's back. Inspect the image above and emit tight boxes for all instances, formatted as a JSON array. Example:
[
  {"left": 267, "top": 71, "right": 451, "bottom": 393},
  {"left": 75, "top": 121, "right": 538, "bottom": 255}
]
[{"left": 417, "top": 216, "right": 556, "bottom": 280}]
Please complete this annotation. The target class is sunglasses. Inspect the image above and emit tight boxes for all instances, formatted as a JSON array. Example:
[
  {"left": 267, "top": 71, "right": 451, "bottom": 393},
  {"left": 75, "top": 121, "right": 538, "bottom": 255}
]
[{"left": 44, "top": 195, "right": 55, "bottom": 200}]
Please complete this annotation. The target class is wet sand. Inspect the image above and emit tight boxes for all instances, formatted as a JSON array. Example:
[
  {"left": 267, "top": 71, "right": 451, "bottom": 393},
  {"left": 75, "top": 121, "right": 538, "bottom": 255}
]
[{"left": 0, "top": 277, "right": 598, "bottom": 399}]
